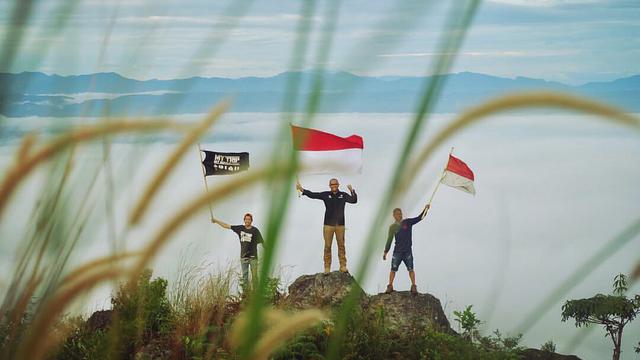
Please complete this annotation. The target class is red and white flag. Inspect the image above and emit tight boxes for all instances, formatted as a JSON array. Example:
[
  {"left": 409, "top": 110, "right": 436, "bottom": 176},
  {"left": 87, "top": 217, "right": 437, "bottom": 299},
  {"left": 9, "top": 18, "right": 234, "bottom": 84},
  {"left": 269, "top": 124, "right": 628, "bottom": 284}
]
[
  {"left": 441, "top": 154, "right": 475, "bottom": 195},
  {"left": 291, "top": 125, "right": 364, "bottom": 174}
]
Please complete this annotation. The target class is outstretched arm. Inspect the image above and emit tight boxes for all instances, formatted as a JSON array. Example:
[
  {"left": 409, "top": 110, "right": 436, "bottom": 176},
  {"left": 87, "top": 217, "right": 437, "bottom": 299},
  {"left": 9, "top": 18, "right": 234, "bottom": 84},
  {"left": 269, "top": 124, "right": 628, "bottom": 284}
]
[
  {"left": 296, "top": 181, "right": 323, "bottom": 199},
  {"left": 211, "top": 217, "right": 231, "bottom": 229}
]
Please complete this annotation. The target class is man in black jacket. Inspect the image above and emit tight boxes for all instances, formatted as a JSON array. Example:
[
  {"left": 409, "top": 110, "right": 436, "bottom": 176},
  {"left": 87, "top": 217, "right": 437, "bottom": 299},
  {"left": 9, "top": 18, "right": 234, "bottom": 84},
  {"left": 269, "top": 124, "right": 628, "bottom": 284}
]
[{"left": 296, "top": 178, "right": 358, "bottom": 274}]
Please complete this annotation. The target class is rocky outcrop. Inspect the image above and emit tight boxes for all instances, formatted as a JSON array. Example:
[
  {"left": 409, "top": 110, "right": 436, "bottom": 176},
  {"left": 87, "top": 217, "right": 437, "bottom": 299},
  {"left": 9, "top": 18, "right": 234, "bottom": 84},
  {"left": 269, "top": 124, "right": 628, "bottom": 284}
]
[
  {"left": 368, "top": 291, "right": 453, "bottom": 334},
  {"left": 520, "top": 348, "right": 582, "bottom": 360},
  {"left": 286, "top": 272, "right": 453, "bottom": 335},
  {"left": 286, "top": 271, "right": 366, "bottom": 309},
  {"left": 85, "top": 309, "right": 113, "bottom": 332}
]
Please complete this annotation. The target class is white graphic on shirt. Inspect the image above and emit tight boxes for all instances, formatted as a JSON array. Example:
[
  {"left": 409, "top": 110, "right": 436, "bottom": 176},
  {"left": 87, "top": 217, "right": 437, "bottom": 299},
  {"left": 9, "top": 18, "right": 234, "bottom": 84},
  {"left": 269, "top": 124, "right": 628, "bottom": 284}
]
[{"left": 240, "top": 231, "right": 253, "bottom": 243}]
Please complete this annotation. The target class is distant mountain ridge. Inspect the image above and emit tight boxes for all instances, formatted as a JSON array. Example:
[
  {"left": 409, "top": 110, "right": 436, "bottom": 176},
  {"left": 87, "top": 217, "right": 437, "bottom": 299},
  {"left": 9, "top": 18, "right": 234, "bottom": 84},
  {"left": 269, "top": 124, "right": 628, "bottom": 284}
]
[{"left": 0, "top": 71, "right": 637, "bottom": 116}]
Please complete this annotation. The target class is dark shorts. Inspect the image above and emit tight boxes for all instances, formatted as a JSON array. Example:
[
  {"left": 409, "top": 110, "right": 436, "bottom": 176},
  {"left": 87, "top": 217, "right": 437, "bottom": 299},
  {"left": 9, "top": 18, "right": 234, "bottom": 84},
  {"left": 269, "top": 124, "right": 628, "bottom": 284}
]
[{"left": 391, "top": 251, "right": 414, "bottom": 272}]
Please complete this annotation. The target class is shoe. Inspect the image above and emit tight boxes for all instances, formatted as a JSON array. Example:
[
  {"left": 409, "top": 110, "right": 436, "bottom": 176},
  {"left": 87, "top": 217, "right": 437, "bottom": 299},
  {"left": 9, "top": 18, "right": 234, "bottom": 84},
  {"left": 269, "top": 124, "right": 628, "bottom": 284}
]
[
  {"left": 339, "top": 267, "right": 348, "bottom": 273},
  {"left": 385, "top": 284, "right": 394, "bottom": 294},
  {"left": 410, "top": 284, "right": 418, "bottom": 294},
  {"left": 323, "top": 268, "right": 330, "bottom": 275}
]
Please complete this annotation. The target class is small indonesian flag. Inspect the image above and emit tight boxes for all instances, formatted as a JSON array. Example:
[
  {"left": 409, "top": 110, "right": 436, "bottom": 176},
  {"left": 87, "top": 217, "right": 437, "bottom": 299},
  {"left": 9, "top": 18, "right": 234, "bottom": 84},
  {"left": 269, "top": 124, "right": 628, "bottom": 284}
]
[
  {"left": 441, "top": 154, "right": 476, "bottom": 195},
  {"left": 291, "top": 125, "right": 364, "bottom": 174}
]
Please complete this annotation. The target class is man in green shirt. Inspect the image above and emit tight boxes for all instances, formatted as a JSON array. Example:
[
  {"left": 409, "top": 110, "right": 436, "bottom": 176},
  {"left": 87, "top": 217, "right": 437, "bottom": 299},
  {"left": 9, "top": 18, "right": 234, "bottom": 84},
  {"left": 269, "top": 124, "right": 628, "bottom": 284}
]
[{"left": 383, "top": 205, "right": 429, "bottom": 294}]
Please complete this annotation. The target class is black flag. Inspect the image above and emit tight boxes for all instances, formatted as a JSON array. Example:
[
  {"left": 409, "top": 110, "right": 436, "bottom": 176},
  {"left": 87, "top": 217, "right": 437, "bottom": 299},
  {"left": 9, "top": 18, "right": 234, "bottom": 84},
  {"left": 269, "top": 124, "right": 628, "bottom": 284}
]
[{"left": 201, "top": 151, "right": 250, "bottom": 176}]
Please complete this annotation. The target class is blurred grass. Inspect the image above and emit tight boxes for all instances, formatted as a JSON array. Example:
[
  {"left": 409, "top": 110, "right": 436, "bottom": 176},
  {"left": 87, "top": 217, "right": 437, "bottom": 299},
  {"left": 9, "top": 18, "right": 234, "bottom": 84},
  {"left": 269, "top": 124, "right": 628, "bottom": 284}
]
[{"left": 1, "top": 0, "right": 640, "bottom": 359}]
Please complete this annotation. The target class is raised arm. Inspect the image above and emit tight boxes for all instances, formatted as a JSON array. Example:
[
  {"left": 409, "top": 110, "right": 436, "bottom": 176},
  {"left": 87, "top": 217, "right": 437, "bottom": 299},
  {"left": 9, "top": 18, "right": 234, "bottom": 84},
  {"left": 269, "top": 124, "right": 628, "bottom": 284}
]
[
  {"left": 406, "top": 204, "right": 430, "bottom": 226},
  {"left": 345, "top": 185, "right": 357, "bottom": 204},
  {"left": 211, "top": 217, "right": 231, "bottom": 229},
  {"left": 296, "top": 181, "right": 324, "bottom": 200}
]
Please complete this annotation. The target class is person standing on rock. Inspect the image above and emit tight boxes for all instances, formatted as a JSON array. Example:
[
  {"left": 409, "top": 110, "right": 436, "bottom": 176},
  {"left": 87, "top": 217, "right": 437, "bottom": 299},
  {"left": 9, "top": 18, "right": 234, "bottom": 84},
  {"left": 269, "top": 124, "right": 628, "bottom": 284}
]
[
  {"left": 296, "top": 178, "right": 358, "bottom": 274},
  {"left": 383, "top": 205, "right": 430, "bottom": 294},
  {"left": 211, "top": 213, "right": 264, "bottom": 290}
]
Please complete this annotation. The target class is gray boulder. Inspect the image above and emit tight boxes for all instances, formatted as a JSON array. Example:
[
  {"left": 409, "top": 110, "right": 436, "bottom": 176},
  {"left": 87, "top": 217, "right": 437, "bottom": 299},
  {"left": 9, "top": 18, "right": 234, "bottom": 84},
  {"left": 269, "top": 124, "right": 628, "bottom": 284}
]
[
  {"left": 367, "top": 291, "right": 453, "bottom": 334},
  {"left": 286, "top": 271, "right": 366, "bottom": 309}
]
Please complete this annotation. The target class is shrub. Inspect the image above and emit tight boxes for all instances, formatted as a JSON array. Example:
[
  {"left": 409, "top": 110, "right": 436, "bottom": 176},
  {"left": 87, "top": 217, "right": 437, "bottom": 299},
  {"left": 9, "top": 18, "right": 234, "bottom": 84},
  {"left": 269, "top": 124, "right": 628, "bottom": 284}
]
[
  {"left": 540, "top": 339, "right": 556, "bottom": 352},
  {"left": 109, "top": 269, "right": 173, "bottom": 358}
]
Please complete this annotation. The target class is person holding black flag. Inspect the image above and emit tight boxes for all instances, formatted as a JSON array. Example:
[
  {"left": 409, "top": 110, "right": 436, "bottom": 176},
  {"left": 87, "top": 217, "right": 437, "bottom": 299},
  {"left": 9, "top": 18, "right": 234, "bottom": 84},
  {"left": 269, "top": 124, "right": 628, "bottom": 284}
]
[{"left": 211, "top": 213, "right": 263, "bottom": 290}]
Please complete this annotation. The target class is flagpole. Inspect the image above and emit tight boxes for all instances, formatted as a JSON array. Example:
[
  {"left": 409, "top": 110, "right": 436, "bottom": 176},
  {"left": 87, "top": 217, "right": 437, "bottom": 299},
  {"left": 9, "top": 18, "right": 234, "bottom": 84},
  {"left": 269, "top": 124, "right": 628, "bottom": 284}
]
[
  {"left": 196, "top": 143, "right": 215, "bottom": 220},
  {"left": 423, "top": 147, "right": 454, "bottom": 218}
]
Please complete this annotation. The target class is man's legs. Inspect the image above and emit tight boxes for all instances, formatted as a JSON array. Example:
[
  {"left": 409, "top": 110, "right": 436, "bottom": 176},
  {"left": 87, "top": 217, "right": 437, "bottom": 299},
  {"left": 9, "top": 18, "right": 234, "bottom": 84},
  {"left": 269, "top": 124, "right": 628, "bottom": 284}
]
[
  {"left": 405, "top": 252, "right": 418, "bottom": 294},
  {"left": 335, "top": 225, "right": 347, "bottom": 272},
  {"left": 322, "top": 225, "right": 335, "bottom": 273},
  {"left": 386, "top": 253, "right": 401, "bottom": 293},
  {"left": 240, "top": 258, "right": 250, "bottom": 290},
  {"left": 249, "top": 258, "right": 258, "bottom": 290}
]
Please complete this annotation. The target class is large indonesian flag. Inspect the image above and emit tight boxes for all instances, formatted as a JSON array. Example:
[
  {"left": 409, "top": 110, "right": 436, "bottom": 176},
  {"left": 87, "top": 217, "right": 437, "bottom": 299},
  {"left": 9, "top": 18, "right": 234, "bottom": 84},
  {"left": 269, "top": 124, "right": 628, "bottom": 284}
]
[
  {"left": 441, "top": 154, "right": 476, "bottom": 195},
  {"left": 291, "top": 125, "right": 364, "bottom": 174}
]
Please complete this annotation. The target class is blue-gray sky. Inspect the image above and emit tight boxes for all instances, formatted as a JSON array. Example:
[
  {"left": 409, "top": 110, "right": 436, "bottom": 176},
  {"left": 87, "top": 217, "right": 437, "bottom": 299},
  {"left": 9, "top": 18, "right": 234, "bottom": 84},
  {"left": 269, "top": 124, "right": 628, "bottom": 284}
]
[{"left": 1, "top": 0, "right": 639, "bottom": 84}]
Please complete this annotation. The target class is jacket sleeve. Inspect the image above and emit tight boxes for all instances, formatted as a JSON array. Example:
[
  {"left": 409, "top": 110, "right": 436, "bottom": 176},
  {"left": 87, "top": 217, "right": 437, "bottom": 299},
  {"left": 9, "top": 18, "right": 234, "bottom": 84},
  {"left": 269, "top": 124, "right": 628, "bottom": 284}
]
[
  {"left": 406, "top": 214, "right": 424, "bottom": 226},
  {"left": 302, "top": 189, "right": 324, "bottom": 200},
  {"left": 345, "top": 190, "right": 358, "bottom": 204},
  {"left": 384, "top": 225, "right": 395, "bottom": 253}
]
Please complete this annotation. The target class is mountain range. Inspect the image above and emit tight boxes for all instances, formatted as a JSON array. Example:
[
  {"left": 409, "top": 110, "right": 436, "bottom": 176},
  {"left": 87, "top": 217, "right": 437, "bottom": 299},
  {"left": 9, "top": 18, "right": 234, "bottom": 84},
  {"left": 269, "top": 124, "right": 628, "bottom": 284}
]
[{"left": 0, "top": 71, "right": 638, "bottom": 117}]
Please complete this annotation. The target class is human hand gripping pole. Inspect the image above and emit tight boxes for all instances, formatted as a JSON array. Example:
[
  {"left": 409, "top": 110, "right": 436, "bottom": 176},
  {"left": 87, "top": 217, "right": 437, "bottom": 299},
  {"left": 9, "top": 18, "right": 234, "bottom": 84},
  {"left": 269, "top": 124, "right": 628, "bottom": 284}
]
[{"left": 422, "top": 147, "right": 454, "bottom": 219}]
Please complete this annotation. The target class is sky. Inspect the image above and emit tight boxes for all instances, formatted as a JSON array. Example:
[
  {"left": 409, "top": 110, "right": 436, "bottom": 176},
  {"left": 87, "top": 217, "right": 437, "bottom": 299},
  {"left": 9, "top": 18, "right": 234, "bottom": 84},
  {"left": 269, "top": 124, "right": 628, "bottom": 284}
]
[{"left": 0, "top": 0, "right": 639, "bottom": 84}]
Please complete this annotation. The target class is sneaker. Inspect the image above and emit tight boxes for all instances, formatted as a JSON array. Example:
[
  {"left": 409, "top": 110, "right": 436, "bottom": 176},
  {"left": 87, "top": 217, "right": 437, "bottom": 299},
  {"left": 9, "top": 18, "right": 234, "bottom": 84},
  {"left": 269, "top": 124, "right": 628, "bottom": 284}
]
[
  {"left": 339, "top": 267, "right": 348, "bottom": 273},
  {"left": 385, "top": 284, "right": 394, "bottom": 294},
  {"left": 410, "top": 284, "right": 418, "bottom": 294},
  {"left": 323, "top": 268, "right": 330, "bottom": 275}
]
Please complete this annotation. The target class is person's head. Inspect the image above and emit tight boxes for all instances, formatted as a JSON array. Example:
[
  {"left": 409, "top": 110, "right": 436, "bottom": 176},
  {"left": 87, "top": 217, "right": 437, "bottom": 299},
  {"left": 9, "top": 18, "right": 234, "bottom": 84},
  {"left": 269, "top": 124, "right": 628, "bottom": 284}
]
[
  {"left": 329, "top": 178, "right": 339, "bottom": 192},
  {"left": 392, "top": 208, "right": 403, "bottom": 222},
  {"left": 243, "top": 213, "right": 253, "bottom": 227}
]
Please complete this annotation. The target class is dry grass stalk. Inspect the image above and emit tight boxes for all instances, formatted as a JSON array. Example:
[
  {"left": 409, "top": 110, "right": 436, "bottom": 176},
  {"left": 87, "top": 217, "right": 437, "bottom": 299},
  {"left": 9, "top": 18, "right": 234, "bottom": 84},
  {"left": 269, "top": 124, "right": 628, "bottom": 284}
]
[
  {"left": 16, "top": 268, "right": 127, "bottom": 360},
  {"left": 129, "top": 99, "right": 231, "bottom": 226},
  {"left": 0, "top": 119, "right": 191, "bottom": 219},
  {"left": 59, "top": 251, "right": 142, "bottom": 286},
  {"left": 15, "top": 132, "right": 37, "bottom": 163},
  {"left": 402, "top": 91, "right": 640, "bottom": 192},
  {"left": 129, "top": 162, "right": 292, "bottom": 284},
  {"left": 230, "top": 308, "right": 326, "bottom": 360}
]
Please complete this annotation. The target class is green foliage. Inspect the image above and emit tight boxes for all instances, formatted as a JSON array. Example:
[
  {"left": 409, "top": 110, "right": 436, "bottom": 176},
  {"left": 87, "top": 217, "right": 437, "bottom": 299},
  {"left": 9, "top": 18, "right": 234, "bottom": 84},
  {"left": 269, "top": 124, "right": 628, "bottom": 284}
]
[
  {"left": 55, "top": 328, "right": 109, "bottom": 360},
  {"left": 109, "top": 269, "right": 173, "bottom": 358},
  {"left": 271, "top": 325, "right": 327, "bottom": 360},
  {"left": 635, "top": 340, "right": 639, "bottom": 353},
  {"left": 422, "top": 328, "right": 520, "bottom": 360},
  {"left": 540, "top": 339, "right": 556, "bottom": 353},
  {"left": 453, "top": 305, "right": 481, "bottom": 341},
  {"left": 613, "top": 273, "right": 628, "bottom": 295},
  {"left": 476, "top": 329, "right": 523, "bottom": 354},
  {"left": 561, "top": 273, "right": 640, "bottom": 360}
]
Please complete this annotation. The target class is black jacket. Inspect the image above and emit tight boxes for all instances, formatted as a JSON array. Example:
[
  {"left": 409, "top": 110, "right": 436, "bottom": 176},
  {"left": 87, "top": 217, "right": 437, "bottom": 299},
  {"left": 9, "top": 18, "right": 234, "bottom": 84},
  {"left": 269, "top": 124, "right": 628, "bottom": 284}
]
[{"left": 302, "top": 189, "right": 358, "bottom": 226}]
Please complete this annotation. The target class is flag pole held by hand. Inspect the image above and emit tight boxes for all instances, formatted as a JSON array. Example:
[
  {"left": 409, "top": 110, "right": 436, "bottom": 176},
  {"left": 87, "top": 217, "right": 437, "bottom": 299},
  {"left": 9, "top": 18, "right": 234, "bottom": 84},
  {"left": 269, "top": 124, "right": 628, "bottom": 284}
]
[
  {"left": 423, "top": 147, "right": 454, "bottom": 219},
  {"left": 196, "top": 143, "right": 215, "bottom": 220}
]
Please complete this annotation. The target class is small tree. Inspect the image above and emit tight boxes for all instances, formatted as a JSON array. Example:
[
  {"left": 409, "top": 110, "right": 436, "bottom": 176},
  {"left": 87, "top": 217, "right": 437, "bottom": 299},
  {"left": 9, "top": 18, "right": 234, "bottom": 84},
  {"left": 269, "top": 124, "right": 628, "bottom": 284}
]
[
  {"left": 561, "top": 274, "right": 640, "bottom": 360},
  {"left": 453, "top": 305, "right": 481, "bottom": 342}
]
